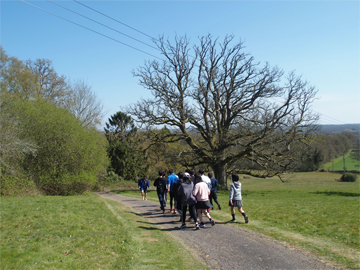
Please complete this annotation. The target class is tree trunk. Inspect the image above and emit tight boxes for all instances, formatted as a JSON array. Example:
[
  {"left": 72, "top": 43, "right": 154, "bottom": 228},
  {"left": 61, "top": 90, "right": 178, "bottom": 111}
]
[{"left": 213, "top": 162, "right": 228, "bottom": 189}]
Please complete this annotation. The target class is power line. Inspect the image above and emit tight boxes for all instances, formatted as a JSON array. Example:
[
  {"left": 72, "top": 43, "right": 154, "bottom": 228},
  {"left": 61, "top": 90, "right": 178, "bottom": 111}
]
[
  {"left": 72, "top": 0, "right": 159, "bottom": 42},
  {"left": 19, "top": 0, "right": 162, "bottom": 60},
  {"left": 318, "top": 114, "right": 347, "bottom": 125},
  {"left": 258, "top": 96, "right": 347, "bottom": 125},
  {"left": 19, "top": 1, "right": 352, "bottom": 125},
  {"left": 46, "top": 0, "right": 159, "bottom": 51},
  {"left": 71, "top": 0, "right": 197, "bottom": 59}
]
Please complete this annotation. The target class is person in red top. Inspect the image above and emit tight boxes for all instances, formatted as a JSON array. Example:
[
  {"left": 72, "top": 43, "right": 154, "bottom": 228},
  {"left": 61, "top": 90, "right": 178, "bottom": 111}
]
[{"left": 192, "top": 174, "right": 215, "bottom": 228}]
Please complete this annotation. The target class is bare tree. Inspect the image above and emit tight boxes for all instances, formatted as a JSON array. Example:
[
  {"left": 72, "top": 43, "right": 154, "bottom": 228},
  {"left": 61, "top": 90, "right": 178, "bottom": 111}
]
[
  {"left": 26, "top": 59, "right": 71, "bottom": 106},
  {"left": 129, "top": 35, "right": 318, "bottom": 186},
  {"left": 67, "top": 80, "right": 106, "bottom": 128}
]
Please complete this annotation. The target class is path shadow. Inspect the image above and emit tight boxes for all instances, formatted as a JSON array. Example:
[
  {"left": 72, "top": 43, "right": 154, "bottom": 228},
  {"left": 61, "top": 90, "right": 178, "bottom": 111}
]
[
  {"left": 132, "top": 205, "right": 155, "bottom": 208},
  {"left": 138, "top": 226, "right": 184, "bottom": 232},
  {"left": 224, "top": 221, "right": 247, "bottom": 225},
  {"left": 310, "top": 191, "right": 360, "bottom": 197},
  {"left": 137, "top": 220, "right": 179, "bottom": 226},
  {"left": 116, "top": 199, "right": 139, "bottom": 203},
  {"left": 134, "top": 212, "right": 179, "bottom": 220}
]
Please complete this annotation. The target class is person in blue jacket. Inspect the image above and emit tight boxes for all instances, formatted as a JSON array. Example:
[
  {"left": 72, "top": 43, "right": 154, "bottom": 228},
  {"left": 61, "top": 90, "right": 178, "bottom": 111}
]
[
  {"left": 208, "top": 173, "right": 221, "bottom": 210},
  {"left": 167, "top": 169, "right": 179, "bottom": 213},
  {"left": 138, "top": 175, "right": 150, "bottom": 201}
]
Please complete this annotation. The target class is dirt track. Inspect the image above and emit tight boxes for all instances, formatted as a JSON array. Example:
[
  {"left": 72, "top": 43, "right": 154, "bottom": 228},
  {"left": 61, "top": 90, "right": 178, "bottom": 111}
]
[{"left": 94, "top": 191, "right": 338, "bottom": 270}]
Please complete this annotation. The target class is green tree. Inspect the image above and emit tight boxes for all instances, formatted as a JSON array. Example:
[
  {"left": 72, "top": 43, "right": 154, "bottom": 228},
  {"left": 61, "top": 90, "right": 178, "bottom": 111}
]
[
  {"left": 0, "top": 47, "right": 71, "bottom": 105},
  {"left": 0, "top": 94, "right": 39, "bottom": 196},
  {"left": 104, "top": 112, "right": 147, "bottom": 180},
  {"left": 18, "top": 99, "right": 108, "bottom": 195},
  {"left": 0, "top": 48, "right": 38, "bottom": 100},
  {"left": 130, "top": 35, "right": 318, "bottom": 186},
  {"left": 0, "top": 95, "right": 37, "bottom": 173},
  {"left": 1, "top": 47, "right": 104, "bottom": 129},
  {"left": 145, "top": 127, "right": 188, "bottom": 178}
]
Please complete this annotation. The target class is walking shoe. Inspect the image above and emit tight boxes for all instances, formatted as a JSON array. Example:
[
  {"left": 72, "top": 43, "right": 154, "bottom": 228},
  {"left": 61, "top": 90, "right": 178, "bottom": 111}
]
[
  {"left": 244, "top": 216, "right": 249, "bottom": 224},
  {"left": 200, "top": 223, "right": 205, "bottom": 228},
  {"left": 195, "top": 224, "right": 200, "bottom": 230},
  {"left": 180, "top": 223, "right": 187, "bottom": 229},
  {"left": 173, "top": 210, "right": 177, "bottom": 214},
  {"left": 162, "top": 210, "right": 165, "bottom": 214},
  {"left": 231, "top": 218, "right": 236, "bottom": 222},
  {"left": 210, "top": 219, "right": 215, "bottom": 226},
  {"left": 218, "top": 206, "right": 221, "bottom": 210},
  {"left": 170, "top": 208, "right": 173, "bottom": 212}
]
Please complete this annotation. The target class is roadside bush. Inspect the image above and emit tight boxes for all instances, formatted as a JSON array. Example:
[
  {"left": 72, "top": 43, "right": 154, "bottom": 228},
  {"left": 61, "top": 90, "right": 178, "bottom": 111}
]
[
  {"left": 16, "top": 99, "right": 109, "bottom": 195},
  {"left": 104, "top": 170, "right": 123, "bottom": 182},
  {"left": 340, "top": 173, "right": 357, "bottom": 182},
  {"left": 94, "top": 170, "right": 123, "bottom": 191},
  {"left": 0, "top": 173, "right": 41, "bottom": 196}
]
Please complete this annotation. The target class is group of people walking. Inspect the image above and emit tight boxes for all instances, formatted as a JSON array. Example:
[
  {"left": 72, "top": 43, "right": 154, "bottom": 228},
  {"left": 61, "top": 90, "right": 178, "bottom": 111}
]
[{"left": 138, "top": 169, "right": 249, "bottom": 230}]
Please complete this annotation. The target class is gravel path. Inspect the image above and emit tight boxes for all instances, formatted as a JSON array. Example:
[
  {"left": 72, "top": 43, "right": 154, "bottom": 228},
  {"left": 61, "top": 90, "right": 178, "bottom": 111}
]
[{"left": 94, "top": 191, "right": 338, "bottom": 270}]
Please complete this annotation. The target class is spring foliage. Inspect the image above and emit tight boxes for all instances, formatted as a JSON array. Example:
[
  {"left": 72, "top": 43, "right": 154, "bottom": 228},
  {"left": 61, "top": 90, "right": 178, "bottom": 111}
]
[
  {"left": 104, "top": 111, "right": 148, "bottom": 181},
  {"left": 1, "top": 99, "right": 109, "bottom": 195}
]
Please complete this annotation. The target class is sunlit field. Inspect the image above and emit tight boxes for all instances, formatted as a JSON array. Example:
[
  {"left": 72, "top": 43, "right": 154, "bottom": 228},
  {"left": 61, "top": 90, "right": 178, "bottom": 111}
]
[{"left": 115, "top": 172, "right": 359, "bottom": 269}]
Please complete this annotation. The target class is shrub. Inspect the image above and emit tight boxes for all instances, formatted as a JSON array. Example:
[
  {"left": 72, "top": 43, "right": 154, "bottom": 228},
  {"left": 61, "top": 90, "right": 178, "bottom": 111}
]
[
  {"left": 340, "top": 173, "right": 357, "bottom": 182},
  {"left": 104, "top": 170, "right": 123, "bottom": 182},
  {"left": 0, "top": 173, "right": 41, "bottom": 196},
  {"left": 16, "top": 99, "right": 109, "bottom": 195}
]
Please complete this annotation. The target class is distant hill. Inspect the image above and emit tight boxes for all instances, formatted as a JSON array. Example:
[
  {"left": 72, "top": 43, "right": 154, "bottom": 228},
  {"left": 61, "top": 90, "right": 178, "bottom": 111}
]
[{"left": 318, "top": 124, "right": 360, "bottom": 135}]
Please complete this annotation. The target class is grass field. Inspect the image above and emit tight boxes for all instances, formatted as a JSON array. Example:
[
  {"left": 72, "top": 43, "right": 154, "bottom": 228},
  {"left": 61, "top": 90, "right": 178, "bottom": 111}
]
[
  {"left": 114, "top": 172, "right": 360, "bottom": 269},
  {"left": 2, "top": 172, "right": 359, "bottom": 269},
  {"left": 323, "top": 151, "right": 360, "bottom": 171},
  {"left": 0, "top": 194, "right": 209, "bottom": 269}
]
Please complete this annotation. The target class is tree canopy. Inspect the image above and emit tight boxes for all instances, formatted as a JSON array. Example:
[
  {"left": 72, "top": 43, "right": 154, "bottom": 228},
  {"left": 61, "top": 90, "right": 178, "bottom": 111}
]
[
  {"left": 3, "top": 98, "right": 109, "bottom": 195},
  {"left": 0, "top": 47, "right": 109, "bottom": 195},
  {"left": 0, "top": 46, "right": 105, "bottom": 129},
  {"left": 104, "top": 111, "right": 148, "bottom": 180},
  {"left": 129, "top": 35, "right": 318, "bottom": 185}
]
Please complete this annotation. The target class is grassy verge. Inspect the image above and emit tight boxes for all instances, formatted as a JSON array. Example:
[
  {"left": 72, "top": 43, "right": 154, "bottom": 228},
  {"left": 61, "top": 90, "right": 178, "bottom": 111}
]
[
  {"left": 323, "top": 151, "right": 360, "bottom": 171},
  {"left": 115, "top": 172, "right": 360, "bottom": 269},
  {"left": 0, "top": 193, "right": 208, "bottom": 270}
]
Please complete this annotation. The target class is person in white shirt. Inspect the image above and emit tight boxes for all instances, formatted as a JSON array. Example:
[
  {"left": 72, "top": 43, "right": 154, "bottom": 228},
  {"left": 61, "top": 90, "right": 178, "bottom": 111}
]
[{"left": 198, "top": 169, "right": 211, "bottom": 190}]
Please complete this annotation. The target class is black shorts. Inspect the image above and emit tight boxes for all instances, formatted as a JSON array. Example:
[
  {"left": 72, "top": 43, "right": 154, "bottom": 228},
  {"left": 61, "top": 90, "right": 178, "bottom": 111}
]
[{"left": 195, "top": 201, "right": 213, "bottom": 209}]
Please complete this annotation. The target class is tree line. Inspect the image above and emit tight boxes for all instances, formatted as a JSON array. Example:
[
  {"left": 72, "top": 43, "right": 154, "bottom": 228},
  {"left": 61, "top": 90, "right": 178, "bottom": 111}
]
[
  {"left": 0, "top": 46, "right": 108, "bottom": 196},
  {"left": 104, "top": 113, "right": 359, "bottom": 182},
  {"left": 298, "top": 131, "right": 359, "bottom": 172},
  {"left": 3, "top": 35, "right": 355, "bottom": 196}
]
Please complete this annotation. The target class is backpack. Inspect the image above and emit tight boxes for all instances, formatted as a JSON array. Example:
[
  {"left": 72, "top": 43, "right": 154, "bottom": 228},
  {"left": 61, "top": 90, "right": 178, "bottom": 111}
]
[{"left": 157, "top": 178, "right": 165, "bottom": 194}]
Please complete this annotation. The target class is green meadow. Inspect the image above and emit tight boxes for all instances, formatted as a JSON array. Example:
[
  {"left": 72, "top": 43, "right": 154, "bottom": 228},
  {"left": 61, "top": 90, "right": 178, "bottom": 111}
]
[
  {"left": 0, "top": 194, "right": 208, "bottom": 270},
  {"left": 1, "top": 172, "right": 359, "bottom": 269},
  {"left": 115, "top": 172, "right": 360, "bottom": 269},
  {"left": 323, "top": 151, "right": 360, "bottom": 171}
]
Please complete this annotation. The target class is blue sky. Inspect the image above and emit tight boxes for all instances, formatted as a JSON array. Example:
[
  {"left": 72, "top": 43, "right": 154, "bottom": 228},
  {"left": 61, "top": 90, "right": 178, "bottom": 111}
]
[{"left": 1, "top": 0, "right": 359, "bottom": 126}]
